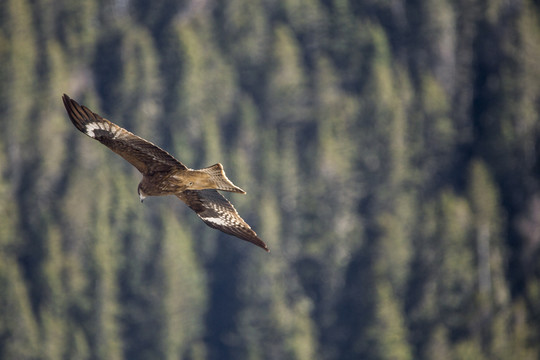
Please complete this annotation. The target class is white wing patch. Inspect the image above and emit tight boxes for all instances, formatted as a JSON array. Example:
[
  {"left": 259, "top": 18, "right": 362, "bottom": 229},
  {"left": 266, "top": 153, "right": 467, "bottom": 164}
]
[
  {"left": 84, "top": 121, "right": 120, "bottom": 139},
  {"left": 203, "top": 217, "right": 230, "bottom": 227},
  {"left": 85, "top": 122, "right": 102, "bottom": 138},
  {"left": 202, "top": 202, "right": 245, "bottom": 228}
]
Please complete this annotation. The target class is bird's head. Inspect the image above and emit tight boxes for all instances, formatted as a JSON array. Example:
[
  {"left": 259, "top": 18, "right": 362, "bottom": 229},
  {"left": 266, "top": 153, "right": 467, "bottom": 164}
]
[{"left": 137, "top": 184, "right": 147, "bottom": 203}]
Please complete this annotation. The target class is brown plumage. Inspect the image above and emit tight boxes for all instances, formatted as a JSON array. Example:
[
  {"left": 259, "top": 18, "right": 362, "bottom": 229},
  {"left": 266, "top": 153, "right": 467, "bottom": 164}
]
[{"left": 62, "top": 94, "right": 268, "bottom": 252}]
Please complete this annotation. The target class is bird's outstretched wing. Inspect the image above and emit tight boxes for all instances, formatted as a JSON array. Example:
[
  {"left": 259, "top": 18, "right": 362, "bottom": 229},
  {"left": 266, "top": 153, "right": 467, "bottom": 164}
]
[
  {"left": 62, "top": 94, "right": 187, "bottom": 174},
  {"left": 177, "top": 190, "right": 269, "bottom": 252}
]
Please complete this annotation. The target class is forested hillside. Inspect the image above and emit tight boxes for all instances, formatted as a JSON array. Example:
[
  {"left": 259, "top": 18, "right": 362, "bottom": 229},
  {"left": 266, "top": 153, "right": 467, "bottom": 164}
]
[{"left": 1, "top": 0, "right": 540, "bottom": 359}]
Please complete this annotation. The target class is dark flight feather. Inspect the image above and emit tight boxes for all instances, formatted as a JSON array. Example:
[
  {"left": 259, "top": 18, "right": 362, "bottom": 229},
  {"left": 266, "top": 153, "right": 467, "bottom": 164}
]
[{"left": 63, "top": 94, "right": 187, "bottom": 174}]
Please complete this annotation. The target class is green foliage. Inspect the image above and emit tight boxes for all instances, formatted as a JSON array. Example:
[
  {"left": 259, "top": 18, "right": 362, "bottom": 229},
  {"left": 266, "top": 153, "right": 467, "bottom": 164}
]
[
  {"left": 234, "top": 191, "right": 319, "bottom": 360},
  {"left": 87, "top": 170, "right": 122, "bottom": 360},
  {"left": 0, "top": 257, "right": 40, "bottom": 359},
  {"left": 219, "top": 0, "right": 270, "bottom": 91},
  {"left": 265, "top": 25, "right": 308, "bottom": 126},
  {"left": 1, "top": 1, "right": 540, "bottom": 359},
  {"left": 370, "top": 280, "right": 412, "bottom": 360},
  {"left": 0, "top": 0, "right": 37, "bottom": 173},
  {"left": 156, "top": 211, "right": 207, "bottom": 359},
  {"left": 56, "top": 0, "right": 97, "bottom": 60}
]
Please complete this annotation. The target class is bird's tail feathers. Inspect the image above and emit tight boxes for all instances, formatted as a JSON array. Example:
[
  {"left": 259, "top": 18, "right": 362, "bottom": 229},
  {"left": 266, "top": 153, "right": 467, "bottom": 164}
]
[{"left": 199, "top": 164, "right": 246, "bottom": 194}]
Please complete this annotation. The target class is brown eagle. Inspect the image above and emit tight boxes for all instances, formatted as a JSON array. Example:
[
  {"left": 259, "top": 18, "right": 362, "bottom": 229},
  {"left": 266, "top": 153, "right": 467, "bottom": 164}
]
[{"left": 62, "top": 94, "right": 268, "bottom": 252}]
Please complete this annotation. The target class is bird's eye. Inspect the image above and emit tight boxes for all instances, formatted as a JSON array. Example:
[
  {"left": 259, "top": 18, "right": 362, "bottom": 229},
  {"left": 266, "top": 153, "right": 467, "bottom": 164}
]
[{"left": 189, "top": 182, "right": 194, "bottom": 186}]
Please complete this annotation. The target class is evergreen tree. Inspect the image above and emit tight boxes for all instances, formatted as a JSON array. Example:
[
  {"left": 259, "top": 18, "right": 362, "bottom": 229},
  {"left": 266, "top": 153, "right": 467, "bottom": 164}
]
[
  {"left": 265, "top": 25, "right": 309, "bottom": 126},
  {"left": 172, "top": 19, "right": 235, "bottom": 167},
  {"left": 155, "top": 211, "right": 207, "bottom": 359},
  {"left": 0, "top": 149, "right": 39, "bottom": 359},
  {"left": 0, "top": 257, "right": 40, "bottom": 359},
  {"left": 234, "top": 191, "right": 319, "bottom": 360},
  {"left": 0, "top": 0, "right": 37, "bottom": 185},
  {"left": 219, "top": 0, "right": 270, "bottom": 96},
  {"left": 87, "top": 168, "right": 122, "bottom": 360},
  {"left": 370, "top": 280, "right": 412, "bottom": 360}
]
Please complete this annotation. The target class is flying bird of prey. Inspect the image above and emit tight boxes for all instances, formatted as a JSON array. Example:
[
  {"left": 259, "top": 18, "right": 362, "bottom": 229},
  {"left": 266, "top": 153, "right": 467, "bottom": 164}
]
[{"left": 62, "top": 94, "right": 268, "bottom": 252}]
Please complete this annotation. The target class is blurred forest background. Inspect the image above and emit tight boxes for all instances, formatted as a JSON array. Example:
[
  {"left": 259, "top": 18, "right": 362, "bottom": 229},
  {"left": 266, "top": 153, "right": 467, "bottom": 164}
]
[{"left": 1, "top": 0, "right": 540, "bottom": 359}]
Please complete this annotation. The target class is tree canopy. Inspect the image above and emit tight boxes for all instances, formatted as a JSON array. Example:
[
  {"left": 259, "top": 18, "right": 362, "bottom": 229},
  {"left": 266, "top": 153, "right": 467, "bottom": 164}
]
[{"left": 1, "top": 0, "right": 540, "bottom": 359}]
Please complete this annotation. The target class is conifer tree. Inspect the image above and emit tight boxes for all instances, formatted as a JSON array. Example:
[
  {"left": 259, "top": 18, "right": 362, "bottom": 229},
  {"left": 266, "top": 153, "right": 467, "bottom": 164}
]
[
  {"left": 235, "top": 191, "right": 319, "bottom": 360},
  {"left": 155, "top": 211, "right": 207, "bottom": 359},
  {"left": 0, "top": 149, "right": 40, "bottom": 359},
  {"left": 86, "top": 168, "right": 122, "bottom": 360},
  {"left": 265, "top": 25, "right": 308, "bottom": 126}
]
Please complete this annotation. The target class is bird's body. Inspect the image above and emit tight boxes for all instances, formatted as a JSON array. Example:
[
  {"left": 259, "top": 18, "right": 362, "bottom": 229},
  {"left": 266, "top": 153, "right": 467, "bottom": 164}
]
[
  {"left": 138, "top": 163, "right": 243, "bottom": 197},
  {"left": 62, "top": 94, "right": 268, "bottom": 252},
  {"left": 138, "top": 168, "right": 193, "bottom": 197}
]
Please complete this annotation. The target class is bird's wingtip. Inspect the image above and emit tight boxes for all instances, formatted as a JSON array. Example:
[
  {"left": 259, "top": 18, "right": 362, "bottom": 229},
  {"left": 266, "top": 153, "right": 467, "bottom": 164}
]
[{"left": 259, "top": 241, "right": 270, "bottom": 253}]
